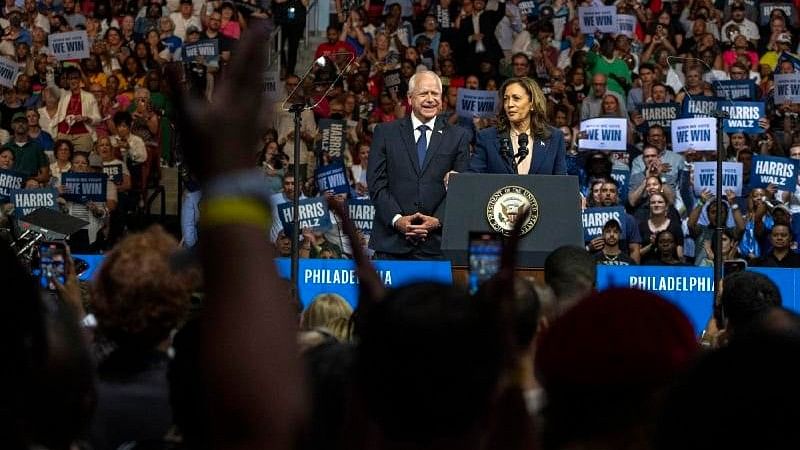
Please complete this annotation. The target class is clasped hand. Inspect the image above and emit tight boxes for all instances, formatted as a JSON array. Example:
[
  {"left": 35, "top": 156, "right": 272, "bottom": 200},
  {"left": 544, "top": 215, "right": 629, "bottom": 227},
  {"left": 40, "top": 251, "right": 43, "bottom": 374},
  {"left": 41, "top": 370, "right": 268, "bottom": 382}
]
[{"left": 395, "top": 212, "right": 440, "bottom": 242}]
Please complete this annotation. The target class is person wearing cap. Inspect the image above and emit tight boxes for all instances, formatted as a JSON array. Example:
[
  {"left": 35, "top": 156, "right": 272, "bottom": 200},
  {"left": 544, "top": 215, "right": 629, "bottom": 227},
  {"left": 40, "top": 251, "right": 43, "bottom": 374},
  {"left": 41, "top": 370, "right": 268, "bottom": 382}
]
[
  {"left": 594, "top": 219, "right": 637, "bottom": 265},
  {"left": 2, "top": 111, "right": 49, "bottom": 184},
  {"left": 588, "top": 179, "right": 642, "bottom": 262},
  {"left": 760, "top": 32, "right": 792, "bottom": 71},
  {"left": 722, "top": 4, "right": 759, "bottom": 45},
  {"left": 170, "top": 0, "right": 201, "bottom": 41}
]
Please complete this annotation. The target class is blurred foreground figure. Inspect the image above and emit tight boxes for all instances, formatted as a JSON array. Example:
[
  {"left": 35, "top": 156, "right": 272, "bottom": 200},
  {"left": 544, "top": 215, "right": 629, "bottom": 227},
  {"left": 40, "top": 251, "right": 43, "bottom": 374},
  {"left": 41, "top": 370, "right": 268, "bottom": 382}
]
[{"left": 536, "top": 288, "right": 698, "bottom": 450}]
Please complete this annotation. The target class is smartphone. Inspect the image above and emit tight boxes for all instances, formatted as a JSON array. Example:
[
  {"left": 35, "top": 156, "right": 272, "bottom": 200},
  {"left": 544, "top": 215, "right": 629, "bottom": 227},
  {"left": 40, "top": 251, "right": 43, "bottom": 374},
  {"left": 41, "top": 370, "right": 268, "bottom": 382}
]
[
  {"left": 38, "top": 241, "right": 68, "bottom": 291},
  {"left": 468, "top": 232, "right": 503, "bottom": 294},
  {"left": 723, "top": 259, "right": 748, "bottom": 277}
]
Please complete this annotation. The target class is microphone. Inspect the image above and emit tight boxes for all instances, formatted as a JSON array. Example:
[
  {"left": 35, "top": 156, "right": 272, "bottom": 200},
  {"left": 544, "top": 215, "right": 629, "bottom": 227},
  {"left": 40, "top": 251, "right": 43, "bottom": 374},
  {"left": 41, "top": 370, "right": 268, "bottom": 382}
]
[
  {"left": 516, "top": 133, "right": 529, "bottom": 163},
  {"left": 500, "top": 137, "right": 516, "bottom": 171}
]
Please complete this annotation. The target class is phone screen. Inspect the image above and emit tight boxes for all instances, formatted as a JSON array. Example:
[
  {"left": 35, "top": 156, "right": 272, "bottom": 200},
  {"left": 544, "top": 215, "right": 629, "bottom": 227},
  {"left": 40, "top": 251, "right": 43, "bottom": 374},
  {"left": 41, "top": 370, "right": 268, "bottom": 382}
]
[
  {"left": 723, "top": 259, "right": 748, "bottom": 277},
  {"left": 468, "top": 232, "right": 503, "bottom": 294},
  {"left": 38, "top": 242, "right": 67, "bottom": 291}
]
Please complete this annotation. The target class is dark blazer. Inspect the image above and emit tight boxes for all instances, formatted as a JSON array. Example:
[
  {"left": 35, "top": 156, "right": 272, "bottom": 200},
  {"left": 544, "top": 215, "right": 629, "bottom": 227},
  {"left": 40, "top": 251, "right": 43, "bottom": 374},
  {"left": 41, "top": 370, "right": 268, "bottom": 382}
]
[
  {"left": 467, "top": 126, "right": 567, "bottom": 175},
  {"left": 457, "top": 2, "right": 505, "bottom": 65},
  {"left": 368, "top": 115, "right": 470, "bottom": 257}
]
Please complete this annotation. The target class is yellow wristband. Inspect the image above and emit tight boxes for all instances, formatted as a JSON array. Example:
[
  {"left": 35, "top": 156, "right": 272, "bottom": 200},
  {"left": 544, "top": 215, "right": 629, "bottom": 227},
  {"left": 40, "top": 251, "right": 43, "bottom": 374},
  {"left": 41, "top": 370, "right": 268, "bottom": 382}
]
[{"left": 200, "top": 197, "right": 271, "bottom": 231}]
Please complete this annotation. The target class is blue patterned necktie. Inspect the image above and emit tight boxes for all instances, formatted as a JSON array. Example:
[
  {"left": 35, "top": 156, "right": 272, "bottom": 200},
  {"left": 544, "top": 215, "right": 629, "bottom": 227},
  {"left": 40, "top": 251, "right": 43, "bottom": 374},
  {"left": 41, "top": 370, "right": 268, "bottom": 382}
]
[{"left": 416, "top": 124, "right": 429, "bottom": 169}]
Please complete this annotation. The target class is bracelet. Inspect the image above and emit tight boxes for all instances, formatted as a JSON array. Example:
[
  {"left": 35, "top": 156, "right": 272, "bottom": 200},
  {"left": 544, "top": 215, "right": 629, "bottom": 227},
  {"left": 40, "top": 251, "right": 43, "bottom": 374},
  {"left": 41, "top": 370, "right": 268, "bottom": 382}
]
[{"left": 200, "top": 196, "right": 272, "bottom": 231}]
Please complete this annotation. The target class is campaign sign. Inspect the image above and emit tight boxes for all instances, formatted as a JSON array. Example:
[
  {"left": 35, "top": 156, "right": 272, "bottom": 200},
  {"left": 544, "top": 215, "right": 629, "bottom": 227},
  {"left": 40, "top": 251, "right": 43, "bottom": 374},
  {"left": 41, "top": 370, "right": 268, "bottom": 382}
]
[
  {"left": 680, "top": 96, "right": 722, "bottom": 118},
  {"left": 774, "top": 73, "right": 800, "bottom": 104},
  {"left": 616, "top": 14, "right": 636, "bottom": 38},
  {"left": 714, "top": 79, "right": 756, "bottom": 100},
  {"left": 102, "top": 164, "right": 123, "bottom": 184},
  {"left": 0, "top": 169, "right": 24, "bottom": 201},
  {"left": 760, "top": 2, "right": 795, "bottom": 25},
  {"left": 720, "top": 101, "right": 765, "bottom": 134},
  {"left": 275, "top": 258, "right": 453, "bottom": 308},
  {"left": 348, "top": 198, "right": 375, "bottom": 235},
  {"left": 671, "top": 117, "right": 717, "bottom": 153},
  {"left": 596, "top": 265, "right": 714, "bottom": 333},
  {"left": 183, "top": 39, "right": 218, "bottom": 62},
  {"left": 264, "top": 69, "right": 281, "bottom": 100},
  {"left": 61, "top": 173, "right": 107, "bottom": 203},
  {"left": 610, "top": 169, "right": 629, "bottom": 202},
  {"left": 315, "top": 161, "right": 349, "bottom": 195},
  {"left": 578, "top": 6, "right": 618, "bottom": 34},
  {"left": 692, "top": 161, "right": 743, "bottom": 196},
  {"left": 278, "top": 197, "right": 332, "bottom": 235},
  {"left": 0, "top": 57, "right": 18, "bottom": 88},
  {"left": 517, "top": 0, "right": 536, "bottom": 16},
  {"left": 456, "top": 89, "right": 499, "bottom": 119},
  {"left": 639, "top": 103, "right": 679, "bottom": 130},
  {"left": 11, "top": 188, "right": 58, "bottom": 217},
  {"left": 384, "top": 69, "right": 402, "bottom": 95},
  {"left": 582, "top": 206, "right": 626, "bottom": 241},
  {"left": 578, "top": 118, "right": 627, "bottom": 151},
  {"left": 749, "top": 155, "right": 800, "bottom": 191},
  {"left": 49, "top": 31, "right": 90, "bottom": 60},
  {"left": 316, "top": 119, "right": 346, "bottom": 161}
]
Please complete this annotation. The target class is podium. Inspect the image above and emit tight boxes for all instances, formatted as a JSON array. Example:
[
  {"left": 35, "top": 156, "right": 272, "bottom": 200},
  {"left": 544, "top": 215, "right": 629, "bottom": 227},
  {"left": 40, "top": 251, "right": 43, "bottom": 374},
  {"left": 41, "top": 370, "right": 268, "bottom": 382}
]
[{"left": 442, "top": 174, "right": 583, "bottom": 268}]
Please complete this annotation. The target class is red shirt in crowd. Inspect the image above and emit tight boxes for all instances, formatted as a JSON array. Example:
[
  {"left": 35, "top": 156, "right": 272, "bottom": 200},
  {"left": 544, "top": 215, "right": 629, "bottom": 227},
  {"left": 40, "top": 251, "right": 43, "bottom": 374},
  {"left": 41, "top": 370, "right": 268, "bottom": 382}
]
[
  {"left": 314, "top": 41, "right": 356, "bottom": 60},
  {"left": 57, "top": 95, "right": 89, "bottom": 135}
]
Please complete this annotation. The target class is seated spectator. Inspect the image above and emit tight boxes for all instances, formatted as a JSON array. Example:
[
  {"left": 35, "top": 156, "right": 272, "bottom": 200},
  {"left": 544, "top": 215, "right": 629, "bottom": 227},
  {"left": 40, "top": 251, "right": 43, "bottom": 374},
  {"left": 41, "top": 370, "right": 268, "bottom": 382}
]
[
  {"left": 301, "top": 293, "right": 353, "bottom": 331},
  {"left": 755, "top": 224, "right": 800, "bottom": 267},
  {"left": 60, "top": 152, "right": 118, "bottom": 253},
  {"left": 641, "top": 230, "right": 687, "bottom": 266},
  {"left": 89, "top": 226, "right": 196, "bottom": 450},
  {"left": 49, "top": 139, "right": 73, "bottom": 186},
  {"left": 638, "top": 193, "right": 684, "bottom": 261},
  {"left": 594, "top": 219, "right": 637, "bottom": 265},
  {"left": 588, "top": 180, "right": 642, "bottom": 263},
  {"left": 698, "top": 227, "right": 741, "bottom": 267},
  {"left": 3, "top": 112, "right": 50, "bottom": 185}
]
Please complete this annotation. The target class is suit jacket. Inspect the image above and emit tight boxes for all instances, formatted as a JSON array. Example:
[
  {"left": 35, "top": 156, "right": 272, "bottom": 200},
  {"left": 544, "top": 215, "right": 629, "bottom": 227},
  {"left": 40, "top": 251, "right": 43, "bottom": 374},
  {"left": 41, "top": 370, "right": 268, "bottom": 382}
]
[
  {"left": 457, "top": 2, "right": 505, "bottom": 63},
  {"left": 52, "top": 88, "right": 102, "bottom": 140},
  {"left": 368, "top": 115, "right": 470, "bottom": 257},
  {"left": 468, "top": 126, "right": 567, "bottom": 175}
]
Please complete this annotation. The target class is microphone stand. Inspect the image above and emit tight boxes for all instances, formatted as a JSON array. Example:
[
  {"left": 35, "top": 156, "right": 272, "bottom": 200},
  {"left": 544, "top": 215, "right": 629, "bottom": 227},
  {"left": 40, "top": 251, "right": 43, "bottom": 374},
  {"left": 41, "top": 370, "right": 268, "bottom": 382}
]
[
  {"left": 282, "top": 52, "right": 355, "bottom": 305},
  {"left": 667, "top": 55, "right": 731, "bottom": 318}
]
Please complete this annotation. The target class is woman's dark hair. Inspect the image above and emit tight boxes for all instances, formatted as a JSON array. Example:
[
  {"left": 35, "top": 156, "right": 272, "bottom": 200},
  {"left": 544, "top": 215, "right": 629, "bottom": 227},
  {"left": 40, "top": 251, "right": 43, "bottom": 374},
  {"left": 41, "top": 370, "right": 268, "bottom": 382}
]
[
  {"left": 113, "top": 110, "right": 133, "bottom": 127},
  {"left": 496, "top": 77, "right": 552, "bottom": 140},
  {"left": 53, "top": 139, "right": 75, "bottom": 159}
]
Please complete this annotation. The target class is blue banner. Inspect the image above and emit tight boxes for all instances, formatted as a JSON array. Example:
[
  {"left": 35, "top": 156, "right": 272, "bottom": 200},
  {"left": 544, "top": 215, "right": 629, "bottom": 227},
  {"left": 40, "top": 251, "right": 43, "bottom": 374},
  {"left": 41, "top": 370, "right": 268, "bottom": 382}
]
[
  {"left": 749, "top": 155, "right": 800, "bottom": 191},
  {"left": 680, "top": 96, "right": 723, "bottom": 118},
  {"left": 456, "top": 89, "right": 499, "bottom": 119},
  {"left": 11, "top": 188, "right": 58, "bottom": 217},
  {"left": 582, "top": 206, "right": 626, "bottom": 241},
  {"left": 275, "top": 258, "right": 453, "bottom": 308},
  {"left": 720, "top": 101, "right": 765, "bottom": 134},
  {"left": 315, "top": 161, "right": 350, "bottom": 195},
  {"left": 277, "top": 197, "right": 332, "bottom": 235},
  {"left": 316, "top": 119, "right": 347, "bottom": 161},
  {"left": 102, "top": 164, "right": 123, "bottom": 184},
  {"left": 610, "top": 170, "right": 629, "bottom": 205},
  {"left": 348, "top": 198, "right": 374, "bottom": 235},
  {"left": 597, "top": 265, "right": 714, "bottom": 333},
  {"left": 61, "top": 172, "right": 107, "bottom": 203},
  {"left": 639, "top": 103, "right": 679, "bottom": 130},
  {"left": 714, "top": 79, "right": 756, "bottom": 100},
  {"left": 0, "top": 168, "right": 24, "bottom": 201}
]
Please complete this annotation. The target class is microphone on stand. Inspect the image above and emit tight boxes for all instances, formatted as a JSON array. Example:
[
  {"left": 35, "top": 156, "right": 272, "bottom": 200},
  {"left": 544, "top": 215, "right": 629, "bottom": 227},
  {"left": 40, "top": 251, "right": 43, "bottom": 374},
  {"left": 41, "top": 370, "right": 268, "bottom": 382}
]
[
  {"left": 500, "top": 137, "right": 517, "bottom": 172},
  {"left": 516, "top": 133, "right": 529, "bottom": 164}
]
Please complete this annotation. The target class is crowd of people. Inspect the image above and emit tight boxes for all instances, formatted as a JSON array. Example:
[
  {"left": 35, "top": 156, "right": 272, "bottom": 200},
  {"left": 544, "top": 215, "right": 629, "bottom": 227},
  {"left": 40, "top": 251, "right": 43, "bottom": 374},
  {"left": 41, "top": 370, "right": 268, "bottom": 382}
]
[
  {"left": 5, "top": 5, "right": 800, "bottom": 450},
  {"left": 247, "top": 0, "right": 800, "bottom": 268}
]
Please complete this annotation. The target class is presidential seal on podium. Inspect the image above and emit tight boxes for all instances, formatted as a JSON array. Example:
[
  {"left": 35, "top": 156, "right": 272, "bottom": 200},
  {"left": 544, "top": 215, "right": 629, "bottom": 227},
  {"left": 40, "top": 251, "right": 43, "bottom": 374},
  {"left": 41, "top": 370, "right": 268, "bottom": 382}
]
[{"left": 486, "top": 185, "right": 539, "bottom": 236}]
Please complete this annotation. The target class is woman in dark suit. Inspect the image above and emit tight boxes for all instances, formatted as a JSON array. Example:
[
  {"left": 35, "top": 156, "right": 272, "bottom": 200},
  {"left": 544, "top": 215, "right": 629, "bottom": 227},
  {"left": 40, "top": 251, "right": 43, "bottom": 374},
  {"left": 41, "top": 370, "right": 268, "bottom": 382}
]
[{"left": 468, "top": 77, "right": 566, "bottom": 175}]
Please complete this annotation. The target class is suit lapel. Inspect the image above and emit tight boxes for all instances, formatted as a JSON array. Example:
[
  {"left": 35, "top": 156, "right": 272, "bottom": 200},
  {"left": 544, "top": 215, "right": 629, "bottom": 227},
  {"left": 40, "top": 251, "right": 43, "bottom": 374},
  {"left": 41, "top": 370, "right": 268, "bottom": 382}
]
[
  {"left": 399, "top": 117, "right": 420, "bottom": 176},
  {"left": 529, "top": 136, "right": 546, "bottom": 174},
  {"left": 420, "top": 117, "right": 445, "bottom": 174}
]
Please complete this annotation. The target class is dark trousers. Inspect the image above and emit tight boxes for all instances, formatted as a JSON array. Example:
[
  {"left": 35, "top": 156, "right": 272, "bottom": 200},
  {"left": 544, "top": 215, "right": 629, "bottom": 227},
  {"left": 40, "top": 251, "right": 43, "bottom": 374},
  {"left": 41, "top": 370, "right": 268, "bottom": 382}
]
[
  {"left": 280, "top": 22, "right": 305, "bottom": 76},
  {"left": 374, "top": 249, "right": 444, "bottom": 261}
]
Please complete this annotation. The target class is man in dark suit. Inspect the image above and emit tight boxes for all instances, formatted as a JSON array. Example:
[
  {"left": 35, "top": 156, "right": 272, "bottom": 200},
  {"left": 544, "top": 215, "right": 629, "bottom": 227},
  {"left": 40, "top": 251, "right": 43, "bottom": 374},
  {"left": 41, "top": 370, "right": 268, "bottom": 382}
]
[
  {"left": 368, "top": 71, "right": 470, "bottom": 259},
  {"left": 457, "top": 0, "right": 506, "bottom": 74}
]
